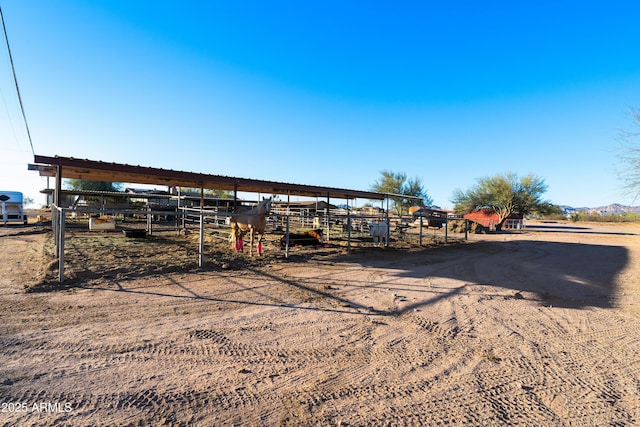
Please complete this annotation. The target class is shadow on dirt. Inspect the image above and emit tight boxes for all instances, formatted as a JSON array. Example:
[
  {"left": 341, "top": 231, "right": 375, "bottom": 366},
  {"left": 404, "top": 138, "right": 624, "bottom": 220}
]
[
  {"left": 26, "top": 230, "right": 629, "bottom": 314},
  {"left": 331, "top": 239, "right": 628, "bottom": 311},
  {"left": 525, "top": 223, "right": 637, "bottom": 236}
]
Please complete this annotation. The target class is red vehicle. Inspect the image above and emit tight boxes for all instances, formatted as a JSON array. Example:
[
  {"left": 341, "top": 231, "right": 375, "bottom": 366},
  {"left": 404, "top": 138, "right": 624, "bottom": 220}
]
[{"left": 464, "top": 208, "right": 524, "bottom": 230}]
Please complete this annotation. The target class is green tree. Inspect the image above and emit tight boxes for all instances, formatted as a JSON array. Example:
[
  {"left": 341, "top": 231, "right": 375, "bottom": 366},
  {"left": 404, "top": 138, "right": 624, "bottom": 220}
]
[
  {"left": 66, "top": 179, "right": 123, "bottom": 192},
  {"left": 451, "top": 172, "right": 549, "bottom": 230},
  {"left": 617, "top": 108, "right": 640, "bottom": 202},
  {"left": 180, "top": 187, "right": 233, "bottom": 198},
  {"left": 370, "top": 170, "right": 433, "bottom": 217}
]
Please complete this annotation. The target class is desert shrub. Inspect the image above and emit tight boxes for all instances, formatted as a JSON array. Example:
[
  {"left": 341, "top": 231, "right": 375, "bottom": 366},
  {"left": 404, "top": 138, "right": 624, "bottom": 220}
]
[{"left": 571, "top": 212, "right": 640, "bottom": 223}]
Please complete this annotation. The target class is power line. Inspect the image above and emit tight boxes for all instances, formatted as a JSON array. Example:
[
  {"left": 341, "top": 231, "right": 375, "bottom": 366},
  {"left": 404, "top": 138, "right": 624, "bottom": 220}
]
[{"left": 0, "top": 4, "right": 35, "bottom": 157}]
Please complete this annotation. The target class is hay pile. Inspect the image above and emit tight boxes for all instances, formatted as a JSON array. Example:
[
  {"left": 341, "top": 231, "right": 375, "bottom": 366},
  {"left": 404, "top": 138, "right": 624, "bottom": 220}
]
[{"left": 447, "top": 219, "right": 490, "bottom": 234}]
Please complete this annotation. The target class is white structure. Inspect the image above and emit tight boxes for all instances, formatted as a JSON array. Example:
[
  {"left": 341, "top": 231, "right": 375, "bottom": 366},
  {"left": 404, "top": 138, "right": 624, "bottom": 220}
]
[{"left": 0, "top": 191, "right": 27, "bottom": 225}]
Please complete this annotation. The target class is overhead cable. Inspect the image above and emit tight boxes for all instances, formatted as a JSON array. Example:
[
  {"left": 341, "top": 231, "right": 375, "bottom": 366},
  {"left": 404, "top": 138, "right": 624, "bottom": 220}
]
[{"left": 0, "top": 4, "right": 35, "bottom": 157}]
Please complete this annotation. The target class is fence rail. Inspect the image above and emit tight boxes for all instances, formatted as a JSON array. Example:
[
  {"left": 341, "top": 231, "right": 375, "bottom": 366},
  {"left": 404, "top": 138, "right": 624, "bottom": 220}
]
[{"left": 49, "top": 205, "right": 474, "bottom": 282}]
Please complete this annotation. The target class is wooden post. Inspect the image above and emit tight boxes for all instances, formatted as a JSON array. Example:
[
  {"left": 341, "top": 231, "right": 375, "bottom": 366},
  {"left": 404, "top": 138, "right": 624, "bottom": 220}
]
[{"left": 419, "top": 216, "right": 423, "bottom": 247}]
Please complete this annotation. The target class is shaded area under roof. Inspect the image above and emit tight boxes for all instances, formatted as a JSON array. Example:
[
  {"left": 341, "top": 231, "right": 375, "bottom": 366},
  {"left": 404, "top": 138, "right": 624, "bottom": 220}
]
[{"left": 32, "top": 155, "right": 390, "bottom": 201}]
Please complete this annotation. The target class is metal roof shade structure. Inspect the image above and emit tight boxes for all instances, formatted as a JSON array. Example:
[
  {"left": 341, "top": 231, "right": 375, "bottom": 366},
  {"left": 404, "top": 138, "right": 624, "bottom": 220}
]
[
  {"left": 31, "top": 155, "right": 423, "bottom": 282},
  {"left": 30, "top": 155, "right": 406, "bottom": 202}
]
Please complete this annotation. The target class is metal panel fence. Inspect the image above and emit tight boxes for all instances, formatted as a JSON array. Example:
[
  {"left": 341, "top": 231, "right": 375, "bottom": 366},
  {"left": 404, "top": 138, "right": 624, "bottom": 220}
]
[{"left": 49, "top": 204, "right": 475, "bottom": 282}]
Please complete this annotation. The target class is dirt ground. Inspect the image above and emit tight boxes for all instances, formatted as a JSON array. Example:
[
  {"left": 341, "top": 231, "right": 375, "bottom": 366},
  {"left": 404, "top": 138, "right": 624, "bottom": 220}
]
[{"left": 1, "top": 216, "right": 640, "bottom": 426}]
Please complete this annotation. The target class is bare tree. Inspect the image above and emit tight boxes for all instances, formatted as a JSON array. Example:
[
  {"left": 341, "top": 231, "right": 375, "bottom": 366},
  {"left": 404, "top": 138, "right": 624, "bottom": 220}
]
[{"left": 617, "top": 108, "right": 640, "bottom": 202}]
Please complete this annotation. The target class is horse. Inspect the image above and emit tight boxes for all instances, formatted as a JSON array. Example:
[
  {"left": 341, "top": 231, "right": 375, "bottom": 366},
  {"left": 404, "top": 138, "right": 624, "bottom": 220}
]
[
  {"left": 368, "top": 221, "right": 389, "bottom": 247},
  {"left": 280, "top": 229, "right": 323, "bottom": 249},
  {"left": 229, "top": 198, "right": 272, "bottom": 256}
]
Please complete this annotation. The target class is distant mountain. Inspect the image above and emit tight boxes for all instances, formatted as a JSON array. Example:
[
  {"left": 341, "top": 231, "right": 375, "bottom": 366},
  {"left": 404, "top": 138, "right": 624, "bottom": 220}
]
[{"left": 559, "top": 204, "right": 640, "bottom": 215}]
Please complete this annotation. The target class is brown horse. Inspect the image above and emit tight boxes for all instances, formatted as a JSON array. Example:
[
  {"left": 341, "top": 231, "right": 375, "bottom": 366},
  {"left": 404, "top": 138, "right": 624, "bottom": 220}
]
[{"left": 229, "top": 198, "right": 272, "bottom": 256}]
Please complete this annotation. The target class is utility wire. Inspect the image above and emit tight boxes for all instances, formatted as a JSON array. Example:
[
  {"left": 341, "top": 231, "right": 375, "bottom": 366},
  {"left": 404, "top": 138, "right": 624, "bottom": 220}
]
[{"left": 0, "top": 4, "right": 35, "bottom": 157}]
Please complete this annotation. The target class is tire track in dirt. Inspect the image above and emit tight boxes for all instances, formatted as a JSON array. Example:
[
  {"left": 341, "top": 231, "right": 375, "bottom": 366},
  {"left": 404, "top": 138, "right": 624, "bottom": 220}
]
[
  {"left": 380, "top": 273, "right": 640, "bottom": 427},
  {"left": 456, "top": 296, "right": 640, "bottom": 425},
  {"left": 3, "top": 225, "right": 640, "bottom": 425},
  {"left": 278, "top": 246, "right": 575, "bottom": 424}
]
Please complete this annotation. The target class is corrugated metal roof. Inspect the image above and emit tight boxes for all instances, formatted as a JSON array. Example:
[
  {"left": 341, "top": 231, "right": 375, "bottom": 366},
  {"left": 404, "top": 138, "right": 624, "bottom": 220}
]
[
  {"left": 40, "top": 188, "right": 236, "bottom": 201},
  {"left": 32, "top": 155, "right": 392, "bottom": 201}
]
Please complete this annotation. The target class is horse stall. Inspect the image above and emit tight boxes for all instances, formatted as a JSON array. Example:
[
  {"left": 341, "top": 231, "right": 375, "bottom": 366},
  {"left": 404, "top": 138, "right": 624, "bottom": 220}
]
[
  {"left": 49, "top": 196, "right": 461, "bottom": 284},
  {"left": 49, "top": 204, "right": 240, "bottom": 282},
  {"left": 31, "top": 154, "right": 407, "bottom": 281},
  {"left": 269, "top": 201, "right": 393, "bottom": 256}
]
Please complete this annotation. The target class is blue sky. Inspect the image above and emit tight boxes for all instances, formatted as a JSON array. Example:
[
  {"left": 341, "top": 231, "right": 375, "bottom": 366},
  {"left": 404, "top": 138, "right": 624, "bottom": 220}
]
[{"left": 1, "top": 1, "right": 639, "bottom": 208}]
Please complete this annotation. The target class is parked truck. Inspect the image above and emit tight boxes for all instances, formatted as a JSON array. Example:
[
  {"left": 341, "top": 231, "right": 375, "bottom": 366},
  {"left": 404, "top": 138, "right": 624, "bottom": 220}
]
[{"left": 0, "top": 191, "right": 28, "bottom": 225}]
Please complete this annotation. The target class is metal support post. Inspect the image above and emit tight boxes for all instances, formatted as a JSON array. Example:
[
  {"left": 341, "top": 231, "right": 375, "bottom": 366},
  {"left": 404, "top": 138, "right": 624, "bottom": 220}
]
[
  {"left": 384, "top": 198, "right": 390, "bottom": 247},
  {"left": 52, "top": 207, "right": 59, "bottom": 251},
  {"left": 385, "top": 210, "right": 390, "bottom": 248},
  {"left": 326, "top": 193, "right": 331, "bottom": 243},
  {"left": 285, "top": 215, "right": 290, "bottom": 258},
  {"left": 58, "top": 208, "right": 65, "bottom": 282},
  {"left": 445, "top": 218, "right": 448, "bottom": 244},
  {"left": 146, "top": 206, "right": 152, "bottom": 235},
  {"left": 347, "top": 205, "right": 351, "bottom": 251},
  {"left": 198, "top": 211, "right": 204, "bottom": 268}
]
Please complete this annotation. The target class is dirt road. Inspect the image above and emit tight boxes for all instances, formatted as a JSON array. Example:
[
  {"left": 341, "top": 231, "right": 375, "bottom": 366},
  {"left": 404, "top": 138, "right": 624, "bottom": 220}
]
[{"left": 1, "top": 221, "right": 639, "bottom": 425}]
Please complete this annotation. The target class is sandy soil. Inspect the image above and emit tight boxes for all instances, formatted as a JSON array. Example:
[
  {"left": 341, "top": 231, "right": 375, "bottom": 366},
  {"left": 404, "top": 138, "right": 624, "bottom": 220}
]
[{"left": 1, "top": 219, "right": 640, "bottom": 426}]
